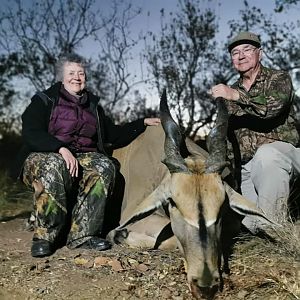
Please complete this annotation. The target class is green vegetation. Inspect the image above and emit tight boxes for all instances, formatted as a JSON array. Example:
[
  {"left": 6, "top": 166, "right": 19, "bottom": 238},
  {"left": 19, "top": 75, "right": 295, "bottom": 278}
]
[{"left": 0, "top": 170, "right": 32, "bottom": 221}]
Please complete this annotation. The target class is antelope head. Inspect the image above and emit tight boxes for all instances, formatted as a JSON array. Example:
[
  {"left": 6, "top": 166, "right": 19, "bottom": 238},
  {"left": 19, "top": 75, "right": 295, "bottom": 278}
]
[{"left": 160, "top": 90, "right": 229, "bottom": 298}]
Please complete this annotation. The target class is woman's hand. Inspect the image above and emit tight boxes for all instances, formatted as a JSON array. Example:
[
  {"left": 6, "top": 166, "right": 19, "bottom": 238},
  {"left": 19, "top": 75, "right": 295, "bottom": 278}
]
[
  {"left": 144, "top": 118, "right": 161, "bottom": 126},
  {"left": 58, "top": 147, "right": 78, "bottom": 177}
]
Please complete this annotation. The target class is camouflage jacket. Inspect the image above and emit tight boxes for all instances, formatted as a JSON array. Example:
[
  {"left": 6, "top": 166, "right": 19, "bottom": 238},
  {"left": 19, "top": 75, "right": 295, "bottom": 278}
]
[{"left": 227, "top": 65, "right": 299, "bottom": 165}]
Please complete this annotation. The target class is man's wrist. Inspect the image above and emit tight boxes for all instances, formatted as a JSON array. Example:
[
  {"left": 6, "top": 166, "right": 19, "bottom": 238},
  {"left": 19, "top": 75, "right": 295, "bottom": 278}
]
[{"left": 231, "top": 90, "right": 239, "bottom": 101}]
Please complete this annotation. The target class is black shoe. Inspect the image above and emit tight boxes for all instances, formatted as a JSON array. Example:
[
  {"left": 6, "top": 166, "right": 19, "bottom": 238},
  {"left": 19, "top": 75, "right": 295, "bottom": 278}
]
[
  {"left": 31, "top": 239, "right": 54, "bottom": 258},
  {"left": 78, "top": 237, "right": 112, "bottom": 251}
]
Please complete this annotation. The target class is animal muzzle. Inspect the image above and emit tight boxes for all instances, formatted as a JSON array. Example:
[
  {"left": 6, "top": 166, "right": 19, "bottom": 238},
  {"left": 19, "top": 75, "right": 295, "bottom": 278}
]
[
  {"left": 189, "top": 270, "right": 220, "bottom": 299},
  {"left": 190, "top": 279, "right": 219, "bottom": 299}
]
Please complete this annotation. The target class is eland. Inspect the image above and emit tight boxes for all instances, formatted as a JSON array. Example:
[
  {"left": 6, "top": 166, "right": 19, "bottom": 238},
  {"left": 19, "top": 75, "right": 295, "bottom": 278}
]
[{"left": 108, "top": 90, "right": 272, "bottom": 299}]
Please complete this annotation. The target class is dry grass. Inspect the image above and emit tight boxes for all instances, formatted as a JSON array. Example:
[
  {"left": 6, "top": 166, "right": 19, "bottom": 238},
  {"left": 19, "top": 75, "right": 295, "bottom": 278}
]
[
  {"left": 218, "top": 222, "right": 300, "bottom": 299},
  {"left": 0, "top": 168, "right": 299, "bottom": 299}
]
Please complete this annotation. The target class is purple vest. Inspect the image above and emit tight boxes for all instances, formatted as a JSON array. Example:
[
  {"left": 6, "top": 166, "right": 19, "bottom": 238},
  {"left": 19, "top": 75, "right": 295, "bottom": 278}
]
[{"left": 48, "top": 87, "right": 97, "bottom": 152}]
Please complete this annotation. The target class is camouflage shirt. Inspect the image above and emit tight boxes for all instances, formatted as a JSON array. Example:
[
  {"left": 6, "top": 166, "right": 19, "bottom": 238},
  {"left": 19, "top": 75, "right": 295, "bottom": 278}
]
[{"left": 227, "top": 65, "right": 299, "bottom": 164}]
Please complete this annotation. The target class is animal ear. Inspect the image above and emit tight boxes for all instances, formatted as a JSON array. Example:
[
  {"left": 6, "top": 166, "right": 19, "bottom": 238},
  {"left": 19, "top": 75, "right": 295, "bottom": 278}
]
[
  {"left": 118, "top": 175, "right": 171, "bottom": 229},
  {"left": 224, "top": 183, "right": 277, "bottom": 225}
]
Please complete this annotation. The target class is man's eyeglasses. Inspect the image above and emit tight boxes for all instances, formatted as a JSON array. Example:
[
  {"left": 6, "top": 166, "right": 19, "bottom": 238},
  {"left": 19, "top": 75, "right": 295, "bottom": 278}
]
[{"left": 231, "top": 47, "right": 259, "bottom": 59}]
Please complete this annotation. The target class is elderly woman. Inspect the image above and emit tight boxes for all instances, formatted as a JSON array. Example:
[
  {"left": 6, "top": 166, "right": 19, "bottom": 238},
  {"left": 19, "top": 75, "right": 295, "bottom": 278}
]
[{"left": 13, "top": 53, "right": 160, "bottom": 257}]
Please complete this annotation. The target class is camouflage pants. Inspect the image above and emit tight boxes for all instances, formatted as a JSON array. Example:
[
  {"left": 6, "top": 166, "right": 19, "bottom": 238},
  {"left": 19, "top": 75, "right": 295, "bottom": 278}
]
[{"left": 23, "top": 152, "right": 116, "bottom": 248}]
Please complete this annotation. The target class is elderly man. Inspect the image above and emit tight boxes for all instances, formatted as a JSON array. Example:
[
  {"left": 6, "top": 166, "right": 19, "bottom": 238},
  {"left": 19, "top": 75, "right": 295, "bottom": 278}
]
[{"left": 210, "top": 31, "right": 300, "bottom": 234}]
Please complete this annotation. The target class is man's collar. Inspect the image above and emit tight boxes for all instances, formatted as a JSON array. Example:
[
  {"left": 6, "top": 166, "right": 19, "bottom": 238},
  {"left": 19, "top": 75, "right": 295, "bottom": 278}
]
[{"left": 255, "top": 65, "right": 267, "bottom": 82}]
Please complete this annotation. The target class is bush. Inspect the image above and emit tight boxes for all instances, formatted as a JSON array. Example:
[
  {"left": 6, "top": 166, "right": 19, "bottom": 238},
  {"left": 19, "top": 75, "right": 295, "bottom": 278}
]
[
  {"left": 0, "top": 131, "right": 22, "bottom": 170},
  {"left": 0, "top": 170, "right": 32, "bottom": 220}
]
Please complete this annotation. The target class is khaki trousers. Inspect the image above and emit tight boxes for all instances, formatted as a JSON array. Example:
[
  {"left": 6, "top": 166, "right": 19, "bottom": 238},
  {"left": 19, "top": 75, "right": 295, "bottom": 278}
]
[{"left": 241, "top": 141, "right": 300, "bottom": 233}]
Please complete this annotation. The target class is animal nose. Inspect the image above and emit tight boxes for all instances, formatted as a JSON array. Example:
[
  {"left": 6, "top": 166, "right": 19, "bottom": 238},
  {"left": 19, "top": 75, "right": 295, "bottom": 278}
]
[{"left": 190, "top": 277, "right": 219, "bottom": 299}]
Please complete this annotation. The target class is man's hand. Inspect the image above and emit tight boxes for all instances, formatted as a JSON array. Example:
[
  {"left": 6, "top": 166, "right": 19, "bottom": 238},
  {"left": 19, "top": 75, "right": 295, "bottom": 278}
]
[
  {"left": 208, "top": 84, "right": 239, "bottom": 101},
  {"left": 144, "top": 118, "right": 161, "bottom": 126},
  {"left": 58, "top": 147, "right": 78, "bottom": 177}
]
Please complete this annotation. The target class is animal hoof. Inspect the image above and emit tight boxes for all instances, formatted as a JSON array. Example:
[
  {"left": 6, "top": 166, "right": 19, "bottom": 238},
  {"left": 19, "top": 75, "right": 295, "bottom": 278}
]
[{"left": 108, "top": 228, "right": 129, "bottom": 244}]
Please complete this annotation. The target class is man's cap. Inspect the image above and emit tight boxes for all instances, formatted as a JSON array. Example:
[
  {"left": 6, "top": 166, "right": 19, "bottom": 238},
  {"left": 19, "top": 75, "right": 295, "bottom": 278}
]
[{"left": 228, "top": 31, "right": 261, "bottom": 52}]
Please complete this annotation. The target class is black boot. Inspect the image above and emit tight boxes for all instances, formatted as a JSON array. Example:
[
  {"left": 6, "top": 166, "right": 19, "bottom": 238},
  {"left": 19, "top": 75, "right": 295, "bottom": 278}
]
[
  {"left": 31, "top": 239, "right": 54, "bottom": 257},
  {"left": 77, "top": 237, "right": 112, "bottom": 251}
]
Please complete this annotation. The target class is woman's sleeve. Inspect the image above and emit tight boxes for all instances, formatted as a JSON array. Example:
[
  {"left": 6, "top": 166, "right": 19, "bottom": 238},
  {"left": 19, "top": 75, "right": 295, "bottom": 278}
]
[
  {"left": 99, "top": 107, "right": 146, "bottom": 149},
  {"left": 22, "top": 96, "right": 66, "bottom": 152}
]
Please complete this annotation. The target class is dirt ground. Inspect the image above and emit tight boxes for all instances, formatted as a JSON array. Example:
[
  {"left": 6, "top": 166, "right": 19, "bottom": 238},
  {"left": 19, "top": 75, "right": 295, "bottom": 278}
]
[
  {"left": 0, "top": 217, "right": 197, "bottom": 300},
  {"left": 0, "top": 217, "right": 299, "bottom": 300}
]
